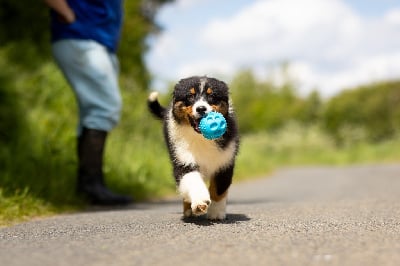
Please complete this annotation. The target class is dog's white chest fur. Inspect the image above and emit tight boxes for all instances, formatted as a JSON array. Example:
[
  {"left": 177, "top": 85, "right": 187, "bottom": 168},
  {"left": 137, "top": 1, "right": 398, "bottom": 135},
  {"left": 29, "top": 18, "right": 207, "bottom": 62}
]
[{"left": 167, "top": 115, "right": 235, "bottom": 178}]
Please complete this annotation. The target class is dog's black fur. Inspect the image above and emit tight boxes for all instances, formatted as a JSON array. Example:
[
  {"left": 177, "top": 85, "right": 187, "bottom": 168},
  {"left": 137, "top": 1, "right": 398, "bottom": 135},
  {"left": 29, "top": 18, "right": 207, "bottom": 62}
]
[{"left": 148, "top": 76, "right": 239, "bottom": 220}]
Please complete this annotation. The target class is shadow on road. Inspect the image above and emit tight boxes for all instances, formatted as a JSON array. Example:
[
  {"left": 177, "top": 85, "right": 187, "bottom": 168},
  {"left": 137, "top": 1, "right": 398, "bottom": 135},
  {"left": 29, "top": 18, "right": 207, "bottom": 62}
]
[
  {"left": 229, "top": 198, "right": 273, "bottom": 205},
  {"left": 182, "top": 213, "right": 251, "bottom": 226}
]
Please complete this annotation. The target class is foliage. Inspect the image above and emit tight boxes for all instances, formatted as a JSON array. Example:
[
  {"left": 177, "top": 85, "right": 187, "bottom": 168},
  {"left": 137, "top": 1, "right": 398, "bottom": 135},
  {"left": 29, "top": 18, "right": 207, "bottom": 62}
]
[
  {"left": 0, "top": 61, "right": 174, "bottom": 201},
  {"left": 119, "top": 0, "right": 172, "bottom": 90},
  {"left": 0, "top": 61, "right": 176, "bottom": 228},
  {"left": 230, "top": 69, "right": 400, "bottom": 147},
  {"left": 230, "top": 70, "right": 322, "bottom": 134},
  {"left": 0, "top": 1, "right": 50, "bottom": 67},
  {"left": 236, "top": 123, "right": 400, "bottom": 180},
  {"left": 0, "top": 0, "right": 173, "bottom": 226},
  {"left": 0, "top": 188, "right": 57, "bottom": 227},
  {"left": 1, "top": 59, "right": 400, "bottom": 226},
  {"left": 322, "top": 80, "right": 400, "bottom": 144}
]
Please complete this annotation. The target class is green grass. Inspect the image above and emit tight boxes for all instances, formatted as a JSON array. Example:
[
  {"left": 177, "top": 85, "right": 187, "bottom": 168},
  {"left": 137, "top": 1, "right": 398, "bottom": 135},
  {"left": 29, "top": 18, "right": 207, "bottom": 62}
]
[
  {"left": 4, "top": 122, "right": 400, "bottom": 227},
  {"left": 235, "top": 123, "right": 400, "bottom": 180},
  {"left": 1, "top": 62, "right": 400, "bottom": 227},
  {"left": 0, "top": 62, "right": 176, "bottom": 227},
  {"left": 0, "top": 188, "right": 62, "bottom": 227}
]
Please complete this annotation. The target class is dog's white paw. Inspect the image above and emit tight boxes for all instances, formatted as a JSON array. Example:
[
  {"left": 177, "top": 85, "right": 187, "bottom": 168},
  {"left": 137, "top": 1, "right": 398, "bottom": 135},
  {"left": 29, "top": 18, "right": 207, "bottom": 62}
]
[
  {"left": 179, "top": 171, "right": 211, "bottom": 217},
  {"left": 191, "top": 199, "right": 211, "bottom": 216},
  {"left": 207, "top": 199, "right": 227, "bottom": 220}
]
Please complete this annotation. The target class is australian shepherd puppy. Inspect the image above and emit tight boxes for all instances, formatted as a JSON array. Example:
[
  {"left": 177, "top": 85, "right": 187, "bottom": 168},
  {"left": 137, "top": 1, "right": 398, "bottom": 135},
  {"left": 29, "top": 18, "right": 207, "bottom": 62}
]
[{"left": 148, "top": 76, "right": 240, "bottom": 220}]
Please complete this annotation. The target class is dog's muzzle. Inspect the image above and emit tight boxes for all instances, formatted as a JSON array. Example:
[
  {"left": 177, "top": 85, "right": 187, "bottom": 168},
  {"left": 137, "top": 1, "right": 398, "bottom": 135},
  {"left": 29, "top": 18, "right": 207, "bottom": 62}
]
[
  {"left": 190, "top": 102, "right": 212, "bottom": 134},
  {"left": 190, "top": 106, "right": 208, "bottom": 134}
]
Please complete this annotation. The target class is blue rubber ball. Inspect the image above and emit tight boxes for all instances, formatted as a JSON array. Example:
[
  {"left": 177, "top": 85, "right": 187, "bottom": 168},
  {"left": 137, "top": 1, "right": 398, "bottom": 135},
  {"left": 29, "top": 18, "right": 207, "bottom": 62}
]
[{"left": 199, "top": 111, "right": 227, "bottom": 140}]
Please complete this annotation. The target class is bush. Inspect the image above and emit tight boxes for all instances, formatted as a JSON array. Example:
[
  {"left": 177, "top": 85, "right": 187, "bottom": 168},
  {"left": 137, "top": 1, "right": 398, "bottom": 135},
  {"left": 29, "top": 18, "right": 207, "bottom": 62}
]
[
  {"left": 230, "top": 70, "right": 322, "bottom": 134},
  {"left": 0, "top": 0, "right": 175, "bottom": 217},
  {"left": 323, "top": 80, "right": 400, "bottom": 143},
  {"left": 0, "top": 60, "right": 175, "bottom": 209}
]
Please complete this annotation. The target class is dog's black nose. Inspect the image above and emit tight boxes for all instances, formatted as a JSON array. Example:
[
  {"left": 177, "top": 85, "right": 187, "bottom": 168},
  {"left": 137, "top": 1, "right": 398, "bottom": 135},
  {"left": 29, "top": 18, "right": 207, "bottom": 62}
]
[{"left": 196, "top": 106, "right": 207, "bottom": 115}]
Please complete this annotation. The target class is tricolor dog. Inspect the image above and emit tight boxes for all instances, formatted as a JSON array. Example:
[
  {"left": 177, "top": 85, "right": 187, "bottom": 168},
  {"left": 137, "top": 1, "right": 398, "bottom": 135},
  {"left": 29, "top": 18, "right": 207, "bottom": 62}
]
[{"left": 148, "top": 76, "right": 239, "bottom": 220}]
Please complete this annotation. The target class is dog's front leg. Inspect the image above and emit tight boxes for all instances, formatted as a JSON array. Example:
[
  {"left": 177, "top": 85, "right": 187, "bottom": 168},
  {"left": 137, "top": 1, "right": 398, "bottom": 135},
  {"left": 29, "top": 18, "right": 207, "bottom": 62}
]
[{"left": 179, "top": 171, "right": 211, "bottom": 217}]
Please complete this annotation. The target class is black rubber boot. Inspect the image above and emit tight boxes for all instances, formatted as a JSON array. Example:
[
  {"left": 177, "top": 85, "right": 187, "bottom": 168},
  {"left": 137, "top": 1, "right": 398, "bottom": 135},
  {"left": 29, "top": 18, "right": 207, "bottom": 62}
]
[{"left": 77, "top": 127, "right": 133, "bottom": 205}]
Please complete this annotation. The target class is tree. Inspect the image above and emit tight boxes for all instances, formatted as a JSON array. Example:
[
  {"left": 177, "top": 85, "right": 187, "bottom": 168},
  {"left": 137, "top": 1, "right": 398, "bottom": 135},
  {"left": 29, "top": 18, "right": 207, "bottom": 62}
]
[
  {"left": 323, "top": 80, "right": 400, "bottom": 143},
  {"left": 119, "top": 0, "right": 172, "bottom": 90}
]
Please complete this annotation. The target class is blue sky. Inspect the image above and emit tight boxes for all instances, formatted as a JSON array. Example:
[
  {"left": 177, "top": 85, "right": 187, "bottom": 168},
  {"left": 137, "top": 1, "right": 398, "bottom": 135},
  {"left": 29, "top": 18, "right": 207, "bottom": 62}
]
[
  {"left": 145, "top": 0, "right": 400, "bottom": 97},
  {"left": 348, "top": 0, "right": 399, "bottom": 16}
]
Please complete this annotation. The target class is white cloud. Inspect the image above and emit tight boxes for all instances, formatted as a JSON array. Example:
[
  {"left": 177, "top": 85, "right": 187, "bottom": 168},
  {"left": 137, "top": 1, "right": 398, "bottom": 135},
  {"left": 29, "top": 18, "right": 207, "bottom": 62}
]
[
  {"left": 172, "top": 0, "right": 209, "bottom": 10},
  {"left": 198, "top": 0, "right": 363, "bottom": 70},
  {"left": 177, "top": 60, "right": 236, "bottom": 81},
  {"left": 150, "top": 35, "right": 177, "bottom": 61},
  {"left": 147, "top": 0, "right": 400, "bottom": 97},
  {"left": 284, "top": 52, "right": 400, "bottom": 96},
  {"left": 384, "top": 8, "right": 400, "bottom": 24}
]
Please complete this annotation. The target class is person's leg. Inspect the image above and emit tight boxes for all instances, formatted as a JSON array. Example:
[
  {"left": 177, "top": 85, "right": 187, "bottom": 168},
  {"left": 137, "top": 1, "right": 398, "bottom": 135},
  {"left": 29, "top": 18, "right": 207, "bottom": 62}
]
[
  {"left": 52, "top": 39, "right": 122, "bottom": 134},
  {"left": 76, "top": 127, "right": 132, "bottom": 205},
  {"left": 52, "top": 39, "right": 132, "bottom": 205}
]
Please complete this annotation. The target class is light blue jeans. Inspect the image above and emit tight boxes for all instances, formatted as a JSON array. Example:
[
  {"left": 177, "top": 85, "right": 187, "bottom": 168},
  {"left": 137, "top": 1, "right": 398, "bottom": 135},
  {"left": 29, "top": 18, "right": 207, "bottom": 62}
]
[{"left": 52, "top": 39, "right": 122, "bottom": 135}]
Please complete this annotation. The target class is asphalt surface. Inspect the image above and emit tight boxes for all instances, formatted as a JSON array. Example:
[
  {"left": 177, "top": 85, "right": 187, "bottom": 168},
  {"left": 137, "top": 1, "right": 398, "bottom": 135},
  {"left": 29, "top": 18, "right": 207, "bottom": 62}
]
[{"left": 1, "top": 164, "right": 400, "bottom": 266}]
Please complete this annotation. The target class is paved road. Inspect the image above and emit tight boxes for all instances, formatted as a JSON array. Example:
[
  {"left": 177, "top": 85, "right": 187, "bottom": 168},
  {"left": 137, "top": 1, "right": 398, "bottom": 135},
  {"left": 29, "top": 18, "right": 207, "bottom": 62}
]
[{"left": 1, "top": 164, "right": 400, "bottom": 266}]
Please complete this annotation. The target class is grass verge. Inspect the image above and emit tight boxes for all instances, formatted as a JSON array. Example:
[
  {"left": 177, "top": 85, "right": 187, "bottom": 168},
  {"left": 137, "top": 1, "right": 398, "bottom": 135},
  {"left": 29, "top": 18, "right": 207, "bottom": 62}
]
[{"left": 2, "top": 124, "right": 400, "bottom": 227}]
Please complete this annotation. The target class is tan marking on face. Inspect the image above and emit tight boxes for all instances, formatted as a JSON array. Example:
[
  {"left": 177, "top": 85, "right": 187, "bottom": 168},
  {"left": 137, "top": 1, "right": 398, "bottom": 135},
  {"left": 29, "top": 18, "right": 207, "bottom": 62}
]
[
  {"left": 173, "top": 101, "right": 194, "bottom": 125},
  {"left": 209, "top": 178, "right": 228, "bottom": 202},
  {"left": 206, "top": 88, "right": 213, "bottom": 94},
  {"left": 190, "top": 87, "right": 196, "bottom": 95}
]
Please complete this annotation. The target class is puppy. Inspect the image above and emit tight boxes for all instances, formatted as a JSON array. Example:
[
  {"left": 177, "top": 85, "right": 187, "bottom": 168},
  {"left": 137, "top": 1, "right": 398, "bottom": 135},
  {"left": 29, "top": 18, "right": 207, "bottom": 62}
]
[{"left": 148, "top": 76, "right": 239, "bottom": 220}]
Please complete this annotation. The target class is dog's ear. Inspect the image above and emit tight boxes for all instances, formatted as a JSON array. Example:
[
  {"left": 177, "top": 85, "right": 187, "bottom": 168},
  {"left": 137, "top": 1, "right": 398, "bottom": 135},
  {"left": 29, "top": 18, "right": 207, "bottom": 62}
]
[{"left": 172, "top": 80, "right": 185, "bottom": 101}]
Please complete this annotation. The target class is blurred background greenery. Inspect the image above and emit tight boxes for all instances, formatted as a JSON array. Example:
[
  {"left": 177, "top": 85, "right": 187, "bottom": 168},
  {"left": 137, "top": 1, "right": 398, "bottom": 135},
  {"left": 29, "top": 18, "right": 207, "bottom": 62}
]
[{"left": 0, "top": 0, "right": 399, "bottom": 226}]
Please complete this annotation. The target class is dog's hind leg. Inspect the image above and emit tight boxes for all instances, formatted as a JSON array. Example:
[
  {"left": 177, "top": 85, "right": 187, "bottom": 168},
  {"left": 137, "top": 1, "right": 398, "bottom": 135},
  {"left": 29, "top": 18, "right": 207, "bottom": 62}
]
[
  {"left": 207, "top": 165, "right": 234, "bottom": 220},
  {"left": 183, "top": 201, "right": 192, "bottom": 217},
  {"left": 208, "top": 179, "right": 228, "bottom": 220},
  {"left": 208, "top": 195, "right": 227, "bottom": 220}
]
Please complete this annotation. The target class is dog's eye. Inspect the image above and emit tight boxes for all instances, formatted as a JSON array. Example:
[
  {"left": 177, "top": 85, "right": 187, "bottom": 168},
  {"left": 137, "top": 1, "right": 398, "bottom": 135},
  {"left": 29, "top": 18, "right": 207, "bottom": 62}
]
[{"left": 187, "top": 88, "right": 197, "bottom": 98}]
